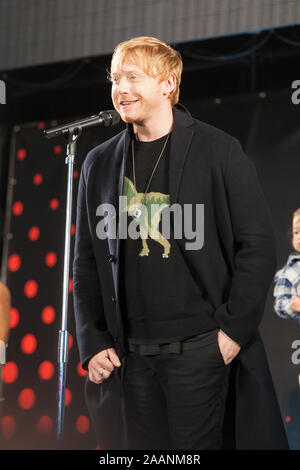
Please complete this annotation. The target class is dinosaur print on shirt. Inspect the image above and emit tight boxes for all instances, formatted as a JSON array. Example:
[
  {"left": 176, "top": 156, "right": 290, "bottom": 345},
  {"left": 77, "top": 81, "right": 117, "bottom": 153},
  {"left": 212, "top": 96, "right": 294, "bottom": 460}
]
[{"left": 122, "top": 176, "right": 171, "bottom": 258}]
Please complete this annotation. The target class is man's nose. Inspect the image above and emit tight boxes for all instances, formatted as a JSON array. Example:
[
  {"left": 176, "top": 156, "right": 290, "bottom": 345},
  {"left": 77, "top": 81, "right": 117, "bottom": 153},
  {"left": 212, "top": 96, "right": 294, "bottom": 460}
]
[{"left": 117, "top": 77, "right": 130, "bottom": 94}]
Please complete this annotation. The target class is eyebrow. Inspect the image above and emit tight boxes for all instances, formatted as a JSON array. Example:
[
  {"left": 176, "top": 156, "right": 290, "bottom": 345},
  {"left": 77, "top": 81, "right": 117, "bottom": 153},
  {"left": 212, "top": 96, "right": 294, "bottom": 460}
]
[{"left": 111, "top": 69, "right": 143, "bottom": 76}]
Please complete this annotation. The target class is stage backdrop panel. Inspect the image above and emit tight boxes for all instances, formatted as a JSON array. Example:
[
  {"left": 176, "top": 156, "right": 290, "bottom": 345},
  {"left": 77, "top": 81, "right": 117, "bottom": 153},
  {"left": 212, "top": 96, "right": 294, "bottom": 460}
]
[{"left": 1, "top": 0, "right": 300, "bottom": 72}]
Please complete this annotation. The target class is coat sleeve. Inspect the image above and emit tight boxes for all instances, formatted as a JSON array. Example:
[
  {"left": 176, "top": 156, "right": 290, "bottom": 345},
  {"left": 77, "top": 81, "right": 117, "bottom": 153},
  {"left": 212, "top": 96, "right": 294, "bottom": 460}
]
[
  {"left": 73, "top": 157, "right": 115, "bottom": 370},
  {"left": 213, "top": 137, "right": 277, "bottom": 347}
]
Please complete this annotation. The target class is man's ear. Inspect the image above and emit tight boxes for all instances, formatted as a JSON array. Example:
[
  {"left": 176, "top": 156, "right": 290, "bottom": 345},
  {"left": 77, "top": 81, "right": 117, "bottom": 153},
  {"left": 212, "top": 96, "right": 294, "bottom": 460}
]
[{"left": 163, "top": 73, "right": 176, "bottom": 96}]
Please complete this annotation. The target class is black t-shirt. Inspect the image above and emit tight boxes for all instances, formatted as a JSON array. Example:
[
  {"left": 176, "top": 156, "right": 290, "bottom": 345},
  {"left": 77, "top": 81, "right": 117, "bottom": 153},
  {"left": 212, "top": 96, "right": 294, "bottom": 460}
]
[{"left": 119, "top": 132, "right": 217, "bottom": 345}]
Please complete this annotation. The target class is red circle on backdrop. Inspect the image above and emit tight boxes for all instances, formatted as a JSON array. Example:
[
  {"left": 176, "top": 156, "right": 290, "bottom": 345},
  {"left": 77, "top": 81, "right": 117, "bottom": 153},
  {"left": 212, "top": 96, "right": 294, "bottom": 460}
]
[
  {"left": 21, "top": 334, "right": 37, "bottom": 354},
  {"left": 71, "top": 224, "right": 76, "bottom": 235},
  {"left": 54, "top": 145, "right": 62, "bottom": 155},
  {"left": 38, "top": 361, "right": 54, "bottom": 380},
  {"left": 69, "top": 334, "right": 73, "bottom": 350},
  {"left": 77, "top": 362, "right": 88, "bottom": 377},
  {"left": 76, "top": 416, "right": 90, "bottom": 434},
  {"left": 37, "top": 121, "right": 45, "bottom": 130},
  {"left": 9, "top": 307, "right": 19, "bottom": 328},
  {"left": 33, "top": 173, "right": 43, "bottom": 185},
  {"left": 45, "top": 252, "right": 57, "bottom": 267},
  {"left": 65, "top": 388, "right": 72, "bottom": 407},
  {"left": 73, "top": 170, "right": 79, "bottom": 179},
  {"left": 2, "top": 362, "right": 19, "bottom": 384},
  {"left": 28, "top": 226, "right": 40, "bottom": 241},
  {"left": 49, "top": 198, "right": 59, "bottom": 210},
  {"left": 18, "top": 388, "right": 36, "bottom": 410},
  {"left": 41, "top": 306, "right": 56, "bottom": 324},
  {"left": 24, "top": 280, "right": 38, "bottom": 298},
  {"left": 69, "top": 279, "right": 73, "bottom": 293},
  {"left": 12, "top": 201, "right": 24, "bottom": 216},
  {"left": 55, "top": 388, "right": 72, "bottom": 406},
  {"left": 37, "top": 416, "right": 53, "bottom": 435},
  {"left": 285, "top": 416, "right": 291, "bottom": 423},
  {"left": 17, "top": 148, "right": 27, "bottom": 160},
  {"left": 7, "top": 254, "right": 21, "bottom": 272},
  {"left": 1, "top": 416, "right": 16, "bottom": 439}
]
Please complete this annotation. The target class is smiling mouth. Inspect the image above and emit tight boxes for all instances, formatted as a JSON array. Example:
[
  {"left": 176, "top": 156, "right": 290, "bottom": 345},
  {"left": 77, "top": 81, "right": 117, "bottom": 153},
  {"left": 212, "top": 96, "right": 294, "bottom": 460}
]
[{"left": 120, "top": 100, "right": 139, "bottom": 107}]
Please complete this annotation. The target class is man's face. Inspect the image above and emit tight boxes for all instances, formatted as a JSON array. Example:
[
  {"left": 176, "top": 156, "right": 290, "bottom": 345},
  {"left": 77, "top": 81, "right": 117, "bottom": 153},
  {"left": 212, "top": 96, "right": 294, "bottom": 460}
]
[
  {"left": 292, "top": 217, "right": 300, "bottom": 252},
  {"left": 110, "top": 59, "right": 168, "bottom": 124}
]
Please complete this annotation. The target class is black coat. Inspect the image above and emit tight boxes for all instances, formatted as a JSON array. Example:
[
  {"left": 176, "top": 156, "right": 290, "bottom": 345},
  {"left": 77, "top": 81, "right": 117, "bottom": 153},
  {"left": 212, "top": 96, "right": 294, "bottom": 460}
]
[{"left": 73, "top": 103, "right": 289, "bottom": 450}]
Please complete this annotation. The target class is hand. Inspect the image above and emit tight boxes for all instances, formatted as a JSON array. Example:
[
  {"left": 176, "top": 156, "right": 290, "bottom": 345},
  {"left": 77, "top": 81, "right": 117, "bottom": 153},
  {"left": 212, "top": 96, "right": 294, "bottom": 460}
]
[
  {"left": 290, "top": 296, "right": 300, "bottom": 312},
  {"left": 88, "top": 347, "right": 121, "bottom": 384},
  {"left": 217, "top": 329, "right": 241, "bottom": 365}
]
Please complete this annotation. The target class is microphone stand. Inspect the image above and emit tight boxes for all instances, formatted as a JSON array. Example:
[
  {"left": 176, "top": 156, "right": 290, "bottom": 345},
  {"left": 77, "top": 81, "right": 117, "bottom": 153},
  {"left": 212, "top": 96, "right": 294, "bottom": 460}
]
[
  {"left": 43, "top": 110, "right": 120, "bottom": 441},
  {"left": 57, "top": 128, "right": 81, "bottom": 440}
]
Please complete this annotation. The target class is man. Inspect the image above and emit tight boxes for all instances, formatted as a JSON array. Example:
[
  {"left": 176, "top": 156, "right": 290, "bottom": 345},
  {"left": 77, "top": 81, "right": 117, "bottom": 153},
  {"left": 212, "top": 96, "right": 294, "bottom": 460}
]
[{"left": 73, "top": 36, "right": 288, "bottom": 449}]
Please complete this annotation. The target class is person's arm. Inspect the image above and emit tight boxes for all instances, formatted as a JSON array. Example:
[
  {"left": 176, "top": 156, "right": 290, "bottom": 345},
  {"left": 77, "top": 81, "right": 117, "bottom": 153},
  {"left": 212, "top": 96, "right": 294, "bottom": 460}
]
[
  {"left": 213, "top": 137, "right": 277, "bottom": 348},
  {"left": 0, "top": 282, "right": 11, "bottom": 364},
  {"left": 73, "top": 157, "right": 115, "bottom": 371}
]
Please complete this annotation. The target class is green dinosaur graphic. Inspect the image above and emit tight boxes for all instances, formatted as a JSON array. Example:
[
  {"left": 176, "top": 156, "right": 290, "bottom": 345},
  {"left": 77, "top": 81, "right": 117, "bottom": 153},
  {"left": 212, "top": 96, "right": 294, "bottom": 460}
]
[{"left": 122, "top": 176, "right": 171, "bottom": 258}]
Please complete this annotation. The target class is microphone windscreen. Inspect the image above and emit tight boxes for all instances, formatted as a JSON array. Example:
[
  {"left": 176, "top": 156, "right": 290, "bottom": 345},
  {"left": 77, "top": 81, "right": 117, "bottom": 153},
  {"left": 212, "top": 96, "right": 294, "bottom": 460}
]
[
  {"left": 101, "top": 110, "right": 120, "bottom": 127},
  {"left": 109, "top": 110, "right": 121, "bottom": 126}
]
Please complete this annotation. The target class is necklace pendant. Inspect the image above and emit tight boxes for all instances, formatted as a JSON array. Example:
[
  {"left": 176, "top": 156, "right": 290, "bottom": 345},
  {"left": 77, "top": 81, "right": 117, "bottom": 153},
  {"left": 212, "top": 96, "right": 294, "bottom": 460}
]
[{"left": 135, "top": 208, "right": 142, "bottom": 218}]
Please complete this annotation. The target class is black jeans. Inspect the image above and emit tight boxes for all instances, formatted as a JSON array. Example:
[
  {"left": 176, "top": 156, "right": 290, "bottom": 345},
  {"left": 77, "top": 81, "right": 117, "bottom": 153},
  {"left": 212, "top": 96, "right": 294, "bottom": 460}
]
[{"left": 123, "top": 328, "right": 231, "bottom": 450}]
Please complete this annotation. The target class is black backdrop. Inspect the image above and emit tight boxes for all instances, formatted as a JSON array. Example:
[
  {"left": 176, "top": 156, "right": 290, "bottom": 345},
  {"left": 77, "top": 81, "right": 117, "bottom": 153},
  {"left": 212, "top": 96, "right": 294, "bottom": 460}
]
[{"left": 1, "top": 87, "right": 300, "bottom": 449}]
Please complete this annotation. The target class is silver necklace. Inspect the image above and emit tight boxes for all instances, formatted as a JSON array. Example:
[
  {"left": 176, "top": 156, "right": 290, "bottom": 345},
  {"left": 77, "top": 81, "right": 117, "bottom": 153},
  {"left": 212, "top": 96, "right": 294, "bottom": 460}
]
[{"left": 131, "top": 133, "right": 170, "bottom": 218}]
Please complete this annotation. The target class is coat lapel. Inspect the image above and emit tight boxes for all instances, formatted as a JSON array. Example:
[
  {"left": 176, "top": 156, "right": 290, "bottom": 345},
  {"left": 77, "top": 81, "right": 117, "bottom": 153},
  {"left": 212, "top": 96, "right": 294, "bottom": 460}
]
[
  {"left": 105, "top": 133, "right": 127, "bottom": 260},
  {"left": 114, "top": 130, "right": 132, "bottom": 299},
  {"left": 168, "top": 104, "right": 194, "bottom": 205}
]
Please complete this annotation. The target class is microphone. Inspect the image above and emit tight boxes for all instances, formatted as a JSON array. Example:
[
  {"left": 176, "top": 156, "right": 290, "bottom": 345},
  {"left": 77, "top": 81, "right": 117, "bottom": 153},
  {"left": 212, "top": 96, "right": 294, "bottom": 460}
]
[{"left": 44, "top": 110, "right": 120, "bottom": 139}]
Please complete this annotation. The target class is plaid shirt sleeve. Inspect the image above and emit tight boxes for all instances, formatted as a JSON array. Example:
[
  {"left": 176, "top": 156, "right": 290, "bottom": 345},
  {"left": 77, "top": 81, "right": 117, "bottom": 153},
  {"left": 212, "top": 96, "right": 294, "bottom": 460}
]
[{"left": 273, "top": 262, "right": 300, "bottom": 323}]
